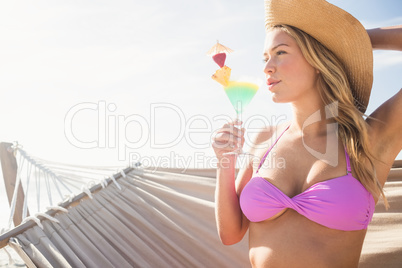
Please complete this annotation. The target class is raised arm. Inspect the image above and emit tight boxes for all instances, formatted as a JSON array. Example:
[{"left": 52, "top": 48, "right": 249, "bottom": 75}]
[
  {"left": 365, "top": 26, "right": 402, "bottom": 185},
  {"left": 366, "top": 25, "right": 402, "bottom": 51},
  {"left": 212, "top": 121, "right": 250, "bottom": 245}
]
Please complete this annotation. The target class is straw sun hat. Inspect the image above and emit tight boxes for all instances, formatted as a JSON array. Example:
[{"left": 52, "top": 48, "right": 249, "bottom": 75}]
[{"left": 265, "top": 0, "right": 373, "bottom": 113}]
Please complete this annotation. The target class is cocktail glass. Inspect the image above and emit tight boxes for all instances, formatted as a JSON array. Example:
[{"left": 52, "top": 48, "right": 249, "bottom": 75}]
[{"left": 222, "top": 80, "right": 260, "bottom": 155}]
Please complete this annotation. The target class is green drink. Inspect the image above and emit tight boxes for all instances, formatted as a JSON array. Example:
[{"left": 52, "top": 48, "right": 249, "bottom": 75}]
[
  {"left": 224, "top": 81, "right": 259, "bottom": 115},
  {"left": 221, "top": 80, "right": 260, "bottom": 156},
  {"left": 207, "top": 41, "right": 260, "bottom": 156}
]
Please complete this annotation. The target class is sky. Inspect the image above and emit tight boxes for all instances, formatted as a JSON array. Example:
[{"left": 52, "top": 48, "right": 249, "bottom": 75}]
[{"left": 0, "top": 0, "right": 401, "bottom": 171}]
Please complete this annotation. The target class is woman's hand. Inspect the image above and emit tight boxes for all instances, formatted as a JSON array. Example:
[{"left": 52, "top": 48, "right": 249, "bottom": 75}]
[
  {"left": 213, "top": 119, "right": 250, "bottom": 245},
  {"left": 367, "top": 25, "right": 402, "bottom": 51},
  {"left": 212, "top": 120, "right": 245, "bottom": 161}
]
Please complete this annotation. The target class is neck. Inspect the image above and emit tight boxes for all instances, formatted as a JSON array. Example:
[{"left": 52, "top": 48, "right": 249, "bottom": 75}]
[{"left": 289, "top": 95, "right": 334, "bottom": 137}]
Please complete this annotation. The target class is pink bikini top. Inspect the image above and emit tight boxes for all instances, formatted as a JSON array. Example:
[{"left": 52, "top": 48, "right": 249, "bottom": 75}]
[{"left": 239, "top": 126, "right": 375, "bottom": 231}]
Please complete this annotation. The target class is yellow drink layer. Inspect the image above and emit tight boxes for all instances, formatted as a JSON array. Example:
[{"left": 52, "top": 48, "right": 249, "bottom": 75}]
[{"left": 224, "top": 81, "right": 259, "bottom": 114}]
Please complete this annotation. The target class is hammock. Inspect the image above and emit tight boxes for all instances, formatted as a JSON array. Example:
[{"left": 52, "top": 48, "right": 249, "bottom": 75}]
[{"left": 1, "top": 144, "right": 402, "bottom": 267}]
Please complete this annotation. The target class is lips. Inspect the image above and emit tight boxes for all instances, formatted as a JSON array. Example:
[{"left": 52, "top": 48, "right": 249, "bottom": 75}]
[{"left": 267, "top": 78, "right": 280, "bottom": 90}]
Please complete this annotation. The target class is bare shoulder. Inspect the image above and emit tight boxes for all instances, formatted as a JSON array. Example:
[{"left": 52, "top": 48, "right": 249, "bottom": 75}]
[
  {"left": 246, "top": 122, "right": 289, "bottom": 172},
  {"left": 248, "top": 122, "right": 290, "bottom": 153},
  {"left": 367, "top": 89, "right": 402, "bottom": 166},
  {"left": 235, "top": 122, "right": 289, "bottom": 194}
]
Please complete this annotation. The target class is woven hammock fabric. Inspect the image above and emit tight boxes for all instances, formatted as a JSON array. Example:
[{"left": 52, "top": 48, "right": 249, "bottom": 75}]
[{"left": 7, "top": 167, "right": 402, "bottom": 268}]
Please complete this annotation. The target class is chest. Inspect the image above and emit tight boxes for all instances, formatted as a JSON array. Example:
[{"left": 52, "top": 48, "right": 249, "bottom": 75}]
[{"left": 253, "top": 136, "right": 348, "bottom": 197}]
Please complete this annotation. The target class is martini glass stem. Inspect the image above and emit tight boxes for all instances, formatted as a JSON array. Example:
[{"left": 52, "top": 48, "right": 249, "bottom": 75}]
[
  {"left": 223, "top": 102, "right": 244, "bottom": 155},
  {"left": 235, "top": 111, "right": 242, "bottom": 154}
]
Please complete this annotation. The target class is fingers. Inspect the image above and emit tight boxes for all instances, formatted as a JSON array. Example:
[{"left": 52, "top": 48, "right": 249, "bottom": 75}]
[
  {"left": 212, "top": 121, "right": 245, "bottom": 155},
  {"left": 216, "top": 121, "right": 244, "bottom": 139},
  {"left": 214, "top": 125, "right": 244, "bottom": 145},
  {"left": 212, "top": 134, "right": 243, "bottom": 151}
]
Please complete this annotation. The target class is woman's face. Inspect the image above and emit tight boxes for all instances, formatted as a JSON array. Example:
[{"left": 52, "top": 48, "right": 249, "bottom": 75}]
[{"left": 263, "top": 29, "right": 320, "bottom": 104}]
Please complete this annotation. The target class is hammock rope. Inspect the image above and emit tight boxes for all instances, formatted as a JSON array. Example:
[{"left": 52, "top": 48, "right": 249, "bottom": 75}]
[{"left": 4, "top": 143, "right": 127, "bottom": 230}]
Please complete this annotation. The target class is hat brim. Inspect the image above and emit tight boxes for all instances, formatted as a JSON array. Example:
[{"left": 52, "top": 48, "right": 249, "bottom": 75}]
[{"left": 265, "top": 0, "right": 373, "bottom": 113}]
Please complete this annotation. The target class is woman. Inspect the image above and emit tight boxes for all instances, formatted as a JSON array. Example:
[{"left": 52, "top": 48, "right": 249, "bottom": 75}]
[{"left": 212, "top": 0, "right": 402, "bottom": 267}]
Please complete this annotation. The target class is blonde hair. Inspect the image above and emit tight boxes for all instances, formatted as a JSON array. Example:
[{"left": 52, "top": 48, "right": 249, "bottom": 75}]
[{"left": 271, "top": 25, "right": 387, "bottom": 206}]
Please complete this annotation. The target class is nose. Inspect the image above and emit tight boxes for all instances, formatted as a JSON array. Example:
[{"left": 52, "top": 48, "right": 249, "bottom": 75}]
[{"left": 263, "top": 58, "right": 275, "bottom": 75}]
